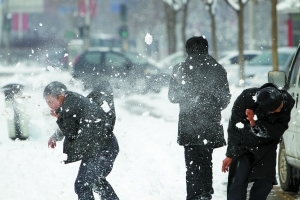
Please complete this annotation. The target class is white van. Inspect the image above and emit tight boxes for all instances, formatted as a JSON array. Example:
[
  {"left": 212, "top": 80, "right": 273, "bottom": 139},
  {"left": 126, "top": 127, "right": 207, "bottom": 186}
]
[{"left": 268, "top": 43, "right": 300, "bottom": 192}]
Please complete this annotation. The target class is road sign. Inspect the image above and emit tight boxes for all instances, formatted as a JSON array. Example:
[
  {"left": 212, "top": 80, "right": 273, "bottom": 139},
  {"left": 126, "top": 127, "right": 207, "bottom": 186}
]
[{"left": 8, "top": 0, "right": 44, "bottom": 13}]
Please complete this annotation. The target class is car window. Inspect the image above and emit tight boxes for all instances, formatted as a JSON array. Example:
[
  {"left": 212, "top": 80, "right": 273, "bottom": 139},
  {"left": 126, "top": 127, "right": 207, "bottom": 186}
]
[
  {"left": 124, "top": 53, "right": 148, "bottom": 65},
  {"left": 249, "top": 52, "right": 272, "bottom": 66},
  {"left": 249, "top": 51, "right": 292, "bottom": 66},
  {"left": 228, "top": 54, "right": 258, "bottom": 64},
  {"left": 289, "top": 51, "right": 300, "bottom": 87},
  {"left": 84, "top": 52, "right": 101, "bottom": 65},
  {"left": 278, "top": 53, "right": 291, "bottom": 66},
  {"left": 105, "top": 52, "right": 126, "bottom": 68},
  {"left": 244, "top": 54, "right": 258, "bottom": 61}
]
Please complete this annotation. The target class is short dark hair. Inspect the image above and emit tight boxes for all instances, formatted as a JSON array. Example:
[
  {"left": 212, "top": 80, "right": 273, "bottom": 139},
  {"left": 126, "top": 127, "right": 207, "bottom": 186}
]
[
  {"left": 256, "top": 86, "right": 283, "bottom": 112},
  {"left": 43, "top": 81, "right": 67, "bottom": 98},
  {"left": 185, "top": 36, "right": 208, "bottom": 55}
]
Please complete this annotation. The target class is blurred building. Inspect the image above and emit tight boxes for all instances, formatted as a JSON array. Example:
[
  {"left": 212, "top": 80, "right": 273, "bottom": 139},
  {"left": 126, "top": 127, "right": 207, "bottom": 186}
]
[{"left": 277, "top": 0, "right": 300, "bottom": 47}]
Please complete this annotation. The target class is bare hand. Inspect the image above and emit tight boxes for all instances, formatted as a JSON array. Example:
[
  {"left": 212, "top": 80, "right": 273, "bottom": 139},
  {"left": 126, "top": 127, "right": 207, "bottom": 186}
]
[
  {"left": 222, "top": 157, "right": 232, "bottom": 173},
  {"left": 48, "top": 137, "right": 56, "bottom": 149},
  {"left": 50, "top": 110, "right": 60, "bottom": 118},
  {"left": 245, "top": 109, "right": 256, "bottom": 126}
]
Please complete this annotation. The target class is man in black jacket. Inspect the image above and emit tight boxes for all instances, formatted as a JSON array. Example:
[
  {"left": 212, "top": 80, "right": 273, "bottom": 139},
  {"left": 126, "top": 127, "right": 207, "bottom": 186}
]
[
  {"left": 44, "top": 81, "right": 119, "bottom": 200},
  {"left": 222, "top": 83, "right": 295, "bottom": 200},
  {"left": 168, "top": 36, "right": 231, "bottom": 200}
]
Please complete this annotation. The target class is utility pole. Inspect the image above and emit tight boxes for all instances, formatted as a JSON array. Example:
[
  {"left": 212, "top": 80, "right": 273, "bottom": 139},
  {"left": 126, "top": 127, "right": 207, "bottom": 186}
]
[
  {"left": 119, "top": 3, "right": 128, "bottom": 52},
  {"left": 0, "top": 0, "right": 3, "bottom": 47},
  {"left": 248, "top": 0, "right": 256, "bottom": 50},
  {"left": 84, "top": 0, "right": 90, "bottom": 50},
  {"left": 3, "top": 0, "right": 11, "bottom": 64}
]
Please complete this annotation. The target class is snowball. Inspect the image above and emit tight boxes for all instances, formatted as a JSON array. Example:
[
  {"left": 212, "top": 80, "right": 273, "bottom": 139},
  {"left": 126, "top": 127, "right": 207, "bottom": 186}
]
[
  {"left": 144, "top": 33, "right": 153, "bottom": 45},
  {"left": 236, "top": 122, "right": 244, "bottom": 129},
  {"left": 253, "top": 115, "right": 258, "bottom": 121},
  {"left": 238, "top": 79, "right": 245, "bottom": 86},
  {"left": 101, "top": 101, "right": 111, "bottom": 113}
]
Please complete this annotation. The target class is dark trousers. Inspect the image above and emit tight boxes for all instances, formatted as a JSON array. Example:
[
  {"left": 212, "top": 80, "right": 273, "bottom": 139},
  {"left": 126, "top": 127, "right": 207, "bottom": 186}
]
[
  {"left": 75, "top": 136, "right": 119, "bottom": 200},
  {"left": 228, "top": 154, "right": 273, "bottom": 200},
  {"left": 184, "top": 145, "right": 214, "bottom": 200}
]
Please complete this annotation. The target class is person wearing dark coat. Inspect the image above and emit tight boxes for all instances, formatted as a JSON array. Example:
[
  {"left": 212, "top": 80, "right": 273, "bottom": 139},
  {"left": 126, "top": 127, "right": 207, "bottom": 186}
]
[
  {"left": 222, "top": 83, "right": 295, "bottom": 200},
  {"left": 44, "top": 81, "right": 119, "bottom": 200},
  {"left": 168, "top": 36, "right": 231, "bottom": 200}
]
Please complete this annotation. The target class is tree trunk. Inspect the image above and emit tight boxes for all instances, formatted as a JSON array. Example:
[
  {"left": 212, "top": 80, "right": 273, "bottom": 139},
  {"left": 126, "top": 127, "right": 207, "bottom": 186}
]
[
  {"left": 209, "top": 11, "right": 218, "bottom": 59},
  {"left": 164, "top": 2, "right": 177, "bottom": 55},
  {"left": 271, "top": 0, "right": 278, "bottom": 71},
  {"left": 182, "top": 0, "right": 190, "bottom": 55},
  {"left": 237, "top": 0, "right": 245, "bottom": 85}
]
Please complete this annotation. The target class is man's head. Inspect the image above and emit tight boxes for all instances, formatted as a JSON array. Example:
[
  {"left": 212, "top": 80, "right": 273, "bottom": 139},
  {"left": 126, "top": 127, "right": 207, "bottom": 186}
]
[
  {"left": 256, "top": 87, "right": 283, "bottom": 113},
  {"left": 186, "top": 36, "right": 208, "bottom": 55},
  {"left": 43, "top": 81, "right": 67, "bottom": 110}
]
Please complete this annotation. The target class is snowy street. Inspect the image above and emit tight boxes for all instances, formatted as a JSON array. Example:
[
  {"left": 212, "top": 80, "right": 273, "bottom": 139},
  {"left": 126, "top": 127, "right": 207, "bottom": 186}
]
[
  {"left": 0, "top": 68, "right": 293, "bottom": 200},
  {"left": 0, "top": 69, "right": 245, "bottom": 200}
]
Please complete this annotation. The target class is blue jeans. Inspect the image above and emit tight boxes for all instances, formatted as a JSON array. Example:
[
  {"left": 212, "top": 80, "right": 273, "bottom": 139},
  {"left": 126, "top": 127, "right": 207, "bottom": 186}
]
[
  {"left": 75, "top": 136, "right": 119, "bottom": 200},
  {"left": 228, "top": 154, "right": 273, "bottom": 200}
]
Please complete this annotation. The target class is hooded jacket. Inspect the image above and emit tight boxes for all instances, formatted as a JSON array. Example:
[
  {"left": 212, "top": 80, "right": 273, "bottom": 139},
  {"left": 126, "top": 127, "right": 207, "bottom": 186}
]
[
  {"left": 168, "top": 50, "right": 231, "bottom": 148},
  {"left": 226, "top": 83, "right": 295, "bottom": 184}
]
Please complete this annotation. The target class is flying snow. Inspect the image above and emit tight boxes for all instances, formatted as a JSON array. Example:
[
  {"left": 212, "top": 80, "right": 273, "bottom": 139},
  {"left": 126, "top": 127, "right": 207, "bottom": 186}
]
[
  {"left": 236, "top": 122, "right": 244, "bottom": 129},
  {"left": 101, "top": 101, "right": 111, "bottom": 113},
  {"left": 238, "top": 79, "right": 245, "bottom": 86},
  {"left": 252, "top": 95, "right": 257, "bottom": 102},
  {"left": 144, "top": 33, "right": 153, "bottom": 45}
]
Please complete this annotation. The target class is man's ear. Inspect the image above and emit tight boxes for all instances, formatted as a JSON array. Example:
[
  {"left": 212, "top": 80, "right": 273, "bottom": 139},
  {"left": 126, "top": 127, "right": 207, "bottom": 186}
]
[{"left": 57, "top": 95, "right": 65, "bottom": 105}]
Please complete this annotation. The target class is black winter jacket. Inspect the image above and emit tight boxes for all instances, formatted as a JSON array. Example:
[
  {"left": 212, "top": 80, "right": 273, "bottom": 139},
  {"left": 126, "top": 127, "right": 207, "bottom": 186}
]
[
  {"left": 226, "top": 83, "right": 295, "bottom": 184},
  {"left": 168, "top": 52, "right": 231, "bottom": 148},
  {"left": 86, "top": 81, "right": 116, "bottom": 132},
  {"left": 56, "top": 91, "right": 114, "bottom": 164}
]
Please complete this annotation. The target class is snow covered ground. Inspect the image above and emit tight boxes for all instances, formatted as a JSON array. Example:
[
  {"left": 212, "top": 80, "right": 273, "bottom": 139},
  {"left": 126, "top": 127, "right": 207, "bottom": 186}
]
[{"left": 0, "top": 66, "right": 261, "bottom": 200}]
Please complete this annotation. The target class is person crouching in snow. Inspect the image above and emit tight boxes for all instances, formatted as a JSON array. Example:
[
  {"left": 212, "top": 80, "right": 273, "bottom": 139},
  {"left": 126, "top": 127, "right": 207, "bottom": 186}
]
[
  {"left": 44, "top": 81, "right": 119, "bottom": 200},
  {"left": 222, "top": 83, "right": 294, "bottom": 200}
]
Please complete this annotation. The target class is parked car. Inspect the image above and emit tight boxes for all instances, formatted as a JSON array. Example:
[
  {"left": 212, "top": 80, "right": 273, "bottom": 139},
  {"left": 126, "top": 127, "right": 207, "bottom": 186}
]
[
  {"left": 268, "top": 43, "right": 300, "bottom": 192},
  {"left": 224, "top": 48, "right": 296, "bottom": 86},
  {"left": 156, "top": 51, "right": 186, "bottom": 75},
  {"left": 43, "top": 48, "right": 69, "bottom": 70},
  {"left": 218, "top": 50, "right": 261, "bottom": 66},
  {"left": 72, "top": 48, "right": 164, "bottom": 93},
  {"left": 245, "top": 47, "right": 297, "bottom": 79}
]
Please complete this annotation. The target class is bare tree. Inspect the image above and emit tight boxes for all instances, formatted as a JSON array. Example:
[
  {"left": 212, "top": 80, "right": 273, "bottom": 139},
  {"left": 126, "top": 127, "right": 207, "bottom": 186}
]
[
  {"left": 162, "top": 0, "right": 189, "bottom": 55},
  {"left": 164, "top": 2, "right": 177, "bottom": 54},
  {"left": 224, "top": 0, "right": 250, "bottom": 86},
  {"left": 201, "top": 0, "right": 218, "bottom": 59},
  {"left": 181, "top": 0, "right": 191, "bottom": 51},
  {"left": 271, "top": 0, "right": 279, "bottom": 71}
]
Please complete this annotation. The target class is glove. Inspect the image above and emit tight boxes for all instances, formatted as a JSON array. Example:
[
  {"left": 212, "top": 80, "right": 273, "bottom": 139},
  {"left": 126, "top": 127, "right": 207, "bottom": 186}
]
[
  {"left": 48, "top": 137, "right": 56, "bottom": 149},
  {"left": 245, "top": 109, "right": 256, "bottom": 126}
]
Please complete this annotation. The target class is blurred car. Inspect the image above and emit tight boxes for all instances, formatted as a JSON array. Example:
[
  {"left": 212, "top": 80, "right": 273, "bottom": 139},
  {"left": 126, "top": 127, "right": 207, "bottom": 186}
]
[
  {"left": 72, "top": 48, "right": 164, "bottom": 93},
  {"left": 156, "top": 51, "right": 186, "bottom": 75},
  {"left": 43, "top": 48, "right": 69, "bottom": 70},
  {"left": 245, "top": 47, "right": 297, "bottom": 85},
  {"left": 218, "top": 50, "right": 261, "bottom": 66}
]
